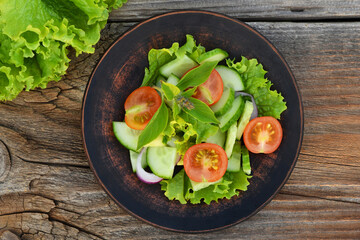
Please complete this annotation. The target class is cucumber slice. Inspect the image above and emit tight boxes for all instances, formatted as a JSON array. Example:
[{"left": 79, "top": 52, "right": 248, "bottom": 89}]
[
  {"left": 224, "top": 121, "right": 238, "bottom": 158},
  {"left": 146, "top": 147, "right": 178, "bottom": 179},
  {"left": 129, "top": 149, "right": 147, "bottom": 172},
  {"left": 159, "top": 55, "right": 198, "bottom": 78},
  {"left": 205, "top": 128, "right": 226, "bottom": 148},
  {"left": 113, "top": 122, "right": 141, "bottom": 151},
  {"left": 227, "top": 142, "right": 241, "bottom": 172},
  {"left": 236, "top": 100, "right": 254, "bottom": 140},
  {"left": 198, "top": 48, "right": 229, "bottom": 64},
  {"left": 146, "top": 135, "right": 166, "bottom": 147},
  {"left": 242, "top": 145, "right": 251, "bottom": 175},
  {"left": 210, "top": 87, "right": 235, "bottom": 116},
  {"left": 190, "top": 178, "right": 222, "bottom": 191},
  {"left": 166, "top": 74, "right": 180, "bottom": 86},
  {"left": 113, "top": 122, "right": 165, "bottom": 152},
  {"left": 215, "top": 65, "right": 245, "bottom": 91},
  {"left": 218, "top": 96, "right": 245, "bottom": 132}
]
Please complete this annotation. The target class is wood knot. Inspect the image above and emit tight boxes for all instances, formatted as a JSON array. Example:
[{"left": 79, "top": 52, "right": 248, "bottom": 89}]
[{"left": 0, "top": 140, "right": 11, "bottom": 182}]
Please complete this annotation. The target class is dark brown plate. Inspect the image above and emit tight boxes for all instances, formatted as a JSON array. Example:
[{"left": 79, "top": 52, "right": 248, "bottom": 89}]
[{"left": 82, "top": 10, "right": 303, "bottom": 232}]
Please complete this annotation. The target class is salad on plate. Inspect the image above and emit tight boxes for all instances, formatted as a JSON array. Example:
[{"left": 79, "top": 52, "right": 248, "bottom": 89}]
[{"left": 112, "top": 35, "right": 287, "bottom": 204}]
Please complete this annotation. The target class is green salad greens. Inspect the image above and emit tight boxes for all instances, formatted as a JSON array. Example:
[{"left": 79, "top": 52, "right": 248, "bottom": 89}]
[
  {"left": 161, "top": 169, "right": 250, "bottom": 204},
  {"left": 226, "top": 58, "right": 287, "bottom": 118},
  {"left": 0, "top": 0, "right": 127, "bottom": 101},
  {"left": 113, "top": 34, "right": 287, "bottom": 205}
]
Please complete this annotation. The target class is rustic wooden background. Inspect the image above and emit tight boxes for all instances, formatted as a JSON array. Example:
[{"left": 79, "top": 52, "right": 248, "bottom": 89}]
[{"left": 1, "top": 1, "right": 360, "bottom": 239}]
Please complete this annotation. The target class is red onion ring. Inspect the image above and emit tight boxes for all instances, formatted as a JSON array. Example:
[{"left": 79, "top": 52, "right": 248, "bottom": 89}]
[
  {"left": 136, "top": 148, "right": 163, "bottom": 184},
  {"left": 235, "top": 91, "right": 258, "bottom": 120}
]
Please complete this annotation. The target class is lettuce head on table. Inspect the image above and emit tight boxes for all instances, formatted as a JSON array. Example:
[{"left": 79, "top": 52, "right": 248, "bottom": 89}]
[{"left": 0, "top": 0, "right": 127, "bottom": 101}]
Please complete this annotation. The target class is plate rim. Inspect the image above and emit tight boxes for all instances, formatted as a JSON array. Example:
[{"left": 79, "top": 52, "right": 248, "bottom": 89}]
[{"left": 81, "top": 10, "right": 304, "bottom": 233}]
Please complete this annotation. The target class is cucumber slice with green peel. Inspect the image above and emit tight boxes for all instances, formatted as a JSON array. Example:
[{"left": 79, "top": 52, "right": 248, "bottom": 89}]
[
  {"left": 113, "top": 122, "right": 141, "bottom": 152},
  {"left": 146, "top": 135, "right": 166, "bottom": 147},
  {"left": 210, "top": 87, "right": 235, "bottom": 116},
  {"left": 224, "top": 121, "right": 238, "bottom": 158},
  {"left": 227, "top": 142, "right": 241, "bottom": 172},
  {"left": 205, "top": 128, "right": 226, "bottom": 148},
  {"left": 190, "top": 178, "right": 222, "bottom": 191},
  {"left": 113, "top": 122, "right": 165, "bottom": 152},
  {"left": 129, "top": 150, "right": 147, "bottom": 172},
  {"left": 166, "top": 74, "right": 179, "bottom": 86},
  {"left": 146, "top": 147, "right": 178, "bottom": 179},
  {"left": 198, "top": 48, "right": 229, "bottom": 64},
  {"left": 242, "top": 145, "right": 251, "bottom": 175},
  {"left": 159, "top": 55, "right": 198, "bottom": 78},
  {"left": 215, "top": 65, "right": 245, "bottom": 91},
  {"left": 236, "top": 100, "right": 254, "bottom": 140},
  {"left": 218, "top": 96, "right": 245, "bottom": 132}
]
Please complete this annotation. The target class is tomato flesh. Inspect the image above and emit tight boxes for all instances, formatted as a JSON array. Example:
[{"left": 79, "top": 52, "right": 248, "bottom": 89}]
[
  {"left": 124, "top": 86, "right": 161, "bottom": 130},
  {"left": 192, "top": 69, "right": 223, "bottom": 106},
  {"left": 243, "top": 116, "right": 283, "bottom": 154},
  {"left": 183, "top": 143, "right": 228, "bottom": 182}
]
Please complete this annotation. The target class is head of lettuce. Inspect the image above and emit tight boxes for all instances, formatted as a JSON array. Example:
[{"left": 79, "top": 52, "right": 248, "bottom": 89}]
[{"left": 0, "top": 0, "right": 126, "bottom": 101}]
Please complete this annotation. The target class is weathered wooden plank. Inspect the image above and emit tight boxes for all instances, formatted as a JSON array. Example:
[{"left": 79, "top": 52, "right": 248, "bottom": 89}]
[
  {"left": 110, "top": 0, "right": 360, "bottom": 21},
  {"left": 0, "top": 21, "right": 360, "bottom": 239}
]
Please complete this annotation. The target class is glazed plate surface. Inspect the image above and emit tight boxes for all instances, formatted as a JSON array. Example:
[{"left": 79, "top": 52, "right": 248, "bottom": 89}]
[{"left": 82, "top": 11, "right": 303, "bottom": 232}]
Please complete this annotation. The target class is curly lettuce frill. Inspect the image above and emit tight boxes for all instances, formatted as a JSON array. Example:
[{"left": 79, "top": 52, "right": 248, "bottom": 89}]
[
  {"left": 0, "top": 0, "right": 127, "bottom": 101},
  {"left": 160, "top": 169, "right": 251, "bottom": 204},
  {"left": 226, "top": 57, "right": 287, "bottom": 119}
]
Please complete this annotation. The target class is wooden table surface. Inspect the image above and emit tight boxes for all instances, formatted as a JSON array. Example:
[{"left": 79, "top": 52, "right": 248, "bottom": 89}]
[{"left": 1, "top": 1, "right": 360, "bottom": 239}]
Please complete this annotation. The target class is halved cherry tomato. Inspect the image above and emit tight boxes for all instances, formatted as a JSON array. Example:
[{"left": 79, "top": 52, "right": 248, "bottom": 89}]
[
  {"left": 124, "top": 86, "right": 161, "bottom": 130},
  {"left": 192, "top": 69, "right": 223, "bottom": 106},
  {"left": 183, "top": 143, "right": 228, "bottom": 182},
  {"left": 182, "top": 68, "right": 223, "bottom": 106},
  {"left": 243, "top": 116, "right": 283, "bottom": 154}
]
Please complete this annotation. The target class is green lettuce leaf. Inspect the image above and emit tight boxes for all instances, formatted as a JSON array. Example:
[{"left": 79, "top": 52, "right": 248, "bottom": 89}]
[
  {"left": 179, "top": 112, "right": 219, "bottom": 144},
  {"left": 226, "top": 57, "right": 287, "bottom": 119},
  {"left": 161, "top": 81, "right": 180, "bottom": 101},
  {"left": 0, "top": 0, "right": 127, "bottom": 101},
  {"left": 160, "top": 169, "right": 187, "bottom": 204},
  {"left": 175, "top": 34, "right": 205, "bottom": 60},
  {"left": 141, "top": 34, "right": 206, "bottom": 88},
  {"left": 160, "top": 169, "right": 251, "bottom": 204},
  {"left": 163, "top": 112, "right": 218, "bottom": 156},
  {"left": 162, "top": 114, "right": 197, "bottom": 156},
  {"left": 141, "top": 43, "right": 179, "bottom": 87},
  {"left": 186, "top": 171, "right": 251, "bottom": 204}
]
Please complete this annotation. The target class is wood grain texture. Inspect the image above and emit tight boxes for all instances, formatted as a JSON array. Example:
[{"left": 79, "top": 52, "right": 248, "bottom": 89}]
[
  {"left": 109, "top": 0, "right": 360, "bottom": 21},
  {"left": 0, "top": 19, "right": 360, "bottom": 239}
]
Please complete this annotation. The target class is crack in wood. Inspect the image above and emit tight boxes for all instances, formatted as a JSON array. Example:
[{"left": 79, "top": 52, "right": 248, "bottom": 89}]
[
  {"left": 107, "top": 15, "right": 360, "bottom": 23},
  {"left": 290, "top": 7, "right": 305, "bottom": 12},
  {"left": 0, "top": 140, "right": 11, "bottom": 182},
  {"left": 300, "top": 155, "right": 360, "bottom": 168},
  {"left": 48, "top": 215, "right": 105, "bottom": 240},
  {"left": 0, "top": 198, "right": 102, "bottom": 239},
  {"left": 279, "top": 192, "right": 360, "bottom": 205},
  {"left": 52, "top": 206, "right": 82, "bottom": 216},
  {"left": 0, "top": 210, "right": 51, "bottom": 218},
  {"left": 17, "top": 155, "right": 89, "bottom": 169}
]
